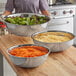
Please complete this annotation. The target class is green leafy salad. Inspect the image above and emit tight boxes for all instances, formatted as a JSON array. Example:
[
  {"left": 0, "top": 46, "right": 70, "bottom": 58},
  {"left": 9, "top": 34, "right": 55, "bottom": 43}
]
[{"left": 5, "top": 15, "right": 49, "bottom": 25}]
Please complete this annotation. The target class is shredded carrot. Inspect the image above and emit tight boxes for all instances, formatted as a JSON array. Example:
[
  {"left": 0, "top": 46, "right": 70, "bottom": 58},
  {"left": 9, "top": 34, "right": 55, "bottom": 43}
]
[{"left": 9, "top": 46, "right": 48, "bottom": 57}]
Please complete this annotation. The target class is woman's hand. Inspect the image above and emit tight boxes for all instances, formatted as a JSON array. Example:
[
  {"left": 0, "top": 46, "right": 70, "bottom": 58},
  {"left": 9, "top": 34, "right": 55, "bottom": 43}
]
[
  {"left": 2, "top": 10, "right": 12, "bottom": 16},
  {"left": 0, "top": 10, "right": 12, "bottom": 22},
  {"left": 41, "top": 10, "right": 50, "bottom": 16}
]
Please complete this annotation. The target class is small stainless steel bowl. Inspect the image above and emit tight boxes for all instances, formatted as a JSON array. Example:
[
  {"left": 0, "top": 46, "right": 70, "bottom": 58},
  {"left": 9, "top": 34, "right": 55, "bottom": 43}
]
[
  {"left": 2, "top": 13, "right": 50, "bottom": 36},
  {"left": 31, "top": 30, "right": 75, "bottom": 52},
  {"left": 7, "top": 44, "right": 50, "bottom": 68}
]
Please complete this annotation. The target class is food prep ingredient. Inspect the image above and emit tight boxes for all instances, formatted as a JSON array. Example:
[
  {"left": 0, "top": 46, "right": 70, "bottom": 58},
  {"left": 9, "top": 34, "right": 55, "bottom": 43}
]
[
  {"left": 5, "top": 15, "right": 49, "bottom": 25},
  {"left": 9, "top": 46, "right": 48, "bottom": 57},
  {"left": 33, "top": 32, "right": 74, "bottom": 43},
  {"left": 0, "top": 21, "right": 6, "bottom": 28}
]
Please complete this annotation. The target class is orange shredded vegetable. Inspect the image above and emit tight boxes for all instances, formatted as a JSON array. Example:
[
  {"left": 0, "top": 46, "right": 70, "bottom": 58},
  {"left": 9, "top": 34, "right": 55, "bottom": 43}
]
[{"left": 9, "top": 46, "right": 48, "bottom": 57}]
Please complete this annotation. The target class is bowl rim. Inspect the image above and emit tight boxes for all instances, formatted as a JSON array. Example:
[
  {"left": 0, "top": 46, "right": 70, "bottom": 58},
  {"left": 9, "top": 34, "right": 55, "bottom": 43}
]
[
  {"left": 31, "top": 30, "right": 76, "bottom": 44},
  {"left": 4, "top": 13, "right": 50, "bottom": 26},
  {"left": 7, "top": 44, "right": 50, "bottom": 58}
]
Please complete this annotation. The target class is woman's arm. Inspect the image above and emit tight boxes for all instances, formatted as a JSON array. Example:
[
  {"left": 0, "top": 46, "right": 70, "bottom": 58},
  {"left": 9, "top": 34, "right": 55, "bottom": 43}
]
[
  {"left": 39, "top": 0, "right": 50, "bottom": 16},
  {"left": 2, "top": 0, "right": 14, "bottom": 16}
]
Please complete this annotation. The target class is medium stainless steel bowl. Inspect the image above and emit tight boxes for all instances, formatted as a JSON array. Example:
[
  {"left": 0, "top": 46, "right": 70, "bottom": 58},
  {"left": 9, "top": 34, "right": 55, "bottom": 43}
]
[
  {"left": 31, "top": 30, "right": 75, "bottom": 52},
  {"left": 3, "top": 13, "right": 50, "bottom": 36},
  {"left": 7, "top": 44, "right": 50, "bottom": 68}
]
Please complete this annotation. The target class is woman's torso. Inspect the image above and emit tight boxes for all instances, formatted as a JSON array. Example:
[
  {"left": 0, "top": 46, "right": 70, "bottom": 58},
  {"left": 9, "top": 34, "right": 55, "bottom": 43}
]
[{"left": 14, "top": 0, "right": 39, "bottom": 13}]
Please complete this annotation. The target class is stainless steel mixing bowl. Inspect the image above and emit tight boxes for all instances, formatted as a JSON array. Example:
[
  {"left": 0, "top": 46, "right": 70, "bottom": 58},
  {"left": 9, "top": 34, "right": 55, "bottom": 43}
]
[
  {"left": 7, "top": 44, "right": 50, "bottom": 68},
  {"left": 2, "top": 13, "right": 50, "bottom": 36},
  {"left": 31, "top": 30, "right": 75, "bottom": 52}
]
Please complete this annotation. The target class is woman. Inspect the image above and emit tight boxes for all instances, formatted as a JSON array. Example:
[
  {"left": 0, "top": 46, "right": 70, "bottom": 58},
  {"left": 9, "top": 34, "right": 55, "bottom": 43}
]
[{"left": 2, "top": 0, "right": 50, "bottom": 17}]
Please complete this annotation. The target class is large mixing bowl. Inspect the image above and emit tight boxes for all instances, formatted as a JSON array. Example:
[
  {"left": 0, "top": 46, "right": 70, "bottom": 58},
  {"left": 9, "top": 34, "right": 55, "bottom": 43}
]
[
  {"left": 2, "top": 13, "right": 50, "bottom": 36},
  {"left": 7, "top": 44, "right": 50, "bottom": 68},
  {"left": 31, "top": 30, "right": 75, "bottom": 52}
]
